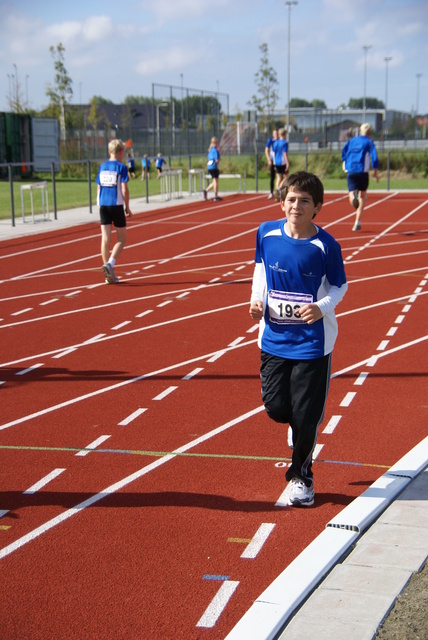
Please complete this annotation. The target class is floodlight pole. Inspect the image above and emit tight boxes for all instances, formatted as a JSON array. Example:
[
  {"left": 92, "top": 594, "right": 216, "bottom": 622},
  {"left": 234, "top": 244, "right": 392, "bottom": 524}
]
[
  {"left": 362, "top": 45, "right": 372, "bottom": 121},
  {"left": 286, "top": 1, "right": 298, "bottom": 140},
  {"left": 384, "top": 56, "right": 392, "bottom": 140}
]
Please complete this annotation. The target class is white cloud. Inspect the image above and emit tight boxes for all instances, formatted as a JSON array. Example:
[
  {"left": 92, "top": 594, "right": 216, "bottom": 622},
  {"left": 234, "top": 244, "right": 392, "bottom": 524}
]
[
  {"left": 135, "top": 46, "right": 200, "bottom": 76},
  {"left": 82, "top": 16, "right": 113, "bottom": 42}
]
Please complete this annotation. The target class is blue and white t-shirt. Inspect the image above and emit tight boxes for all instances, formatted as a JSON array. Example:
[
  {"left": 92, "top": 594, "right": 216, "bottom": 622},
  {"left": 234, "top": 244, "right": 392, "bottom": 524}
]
[
  {"left": 207, "top": 147, "right": 220, "bottom": 171},
  {"left": 252, "top": 221, "right": 348, "bottom": 359},
  {"left": 272, "top": 139, "right": 289, "bottom": 166},
  {"left": 96, "top": 160, "right": 129, "bottom": 207},
  {"left": 341, "top": 135, "right": 379, "bottom": 174}
]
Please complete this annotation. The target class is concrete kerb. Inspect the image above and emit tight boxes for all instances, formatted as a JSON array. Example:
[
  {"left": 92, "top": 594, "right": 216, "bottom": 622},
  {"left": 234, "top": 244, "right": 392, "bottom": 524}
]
[{"left": 225, "top": 436, "right": 428, "bottom": 640}]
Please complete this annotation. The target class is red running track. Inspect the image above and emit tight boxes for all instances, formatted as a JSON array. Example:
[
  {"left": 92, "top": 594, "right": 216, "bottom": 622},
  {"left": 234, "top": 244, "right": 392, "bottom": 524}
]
[{"left": 0, "top": 192, "right": 427, "bottom": 639}]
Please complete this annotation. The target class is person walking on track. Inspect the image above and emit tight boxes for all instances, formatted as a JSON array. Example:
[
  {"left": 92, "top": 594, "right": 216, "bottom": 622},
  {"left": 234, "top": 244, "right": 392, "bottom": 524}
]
[
  {"left": 95, "top": 139, "right": 132, "bottom": 284},
  {"left": 249, "top": 171, "right": 348, "bottom": 506}
]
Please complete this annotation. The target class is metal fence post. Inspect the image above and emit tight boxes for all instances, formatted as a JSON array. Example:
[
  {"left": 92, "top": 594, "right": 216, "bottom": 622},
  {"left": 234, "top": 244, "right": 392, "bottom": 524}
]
[
  {"left": 8, "top": 164, "right": 15, "bottom": 227},
  {"left": 387, "top": 151, "right": 391, "bottom": 191},
  {"left": 87, "top": 160, "right": 93, "bottom": 213},
  {"left": 51, "top": 162, "right": 58, "bottom": 220}
]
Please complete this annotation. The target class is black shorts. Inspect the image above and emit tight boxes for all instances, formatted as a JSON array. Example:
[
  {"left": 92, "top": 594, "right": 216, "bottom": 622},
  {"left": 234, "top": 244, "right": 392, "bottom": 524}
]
[
  {"left": 274, "top": 165, "right": 288, "bottom": 175},
  {"left": 208, "top": 169, "right": 220, "bottom": 179},
  {"left": 347, "top": 172, "right": 369, "bottom": 193},
  {"left": 100, "top": 205, "right": 126, "bottom": 228}
]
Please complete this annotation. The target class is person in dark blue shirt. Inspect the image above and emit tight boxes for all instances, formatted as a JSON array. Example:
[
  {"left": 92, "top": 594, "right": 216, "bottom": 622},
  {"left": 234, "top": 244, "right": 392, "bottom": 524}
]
[
  {"left": 203, "top": 137, "right": 222, "bottom": 202},
  {"left": 342, "top": 123, "right": 379, "bottom": 231},
  {"left": 95, "top": 139, "right": 132, "bottom": 284},
  {"left": 249, "top": 171, "right": 347, "bottom": 507}
]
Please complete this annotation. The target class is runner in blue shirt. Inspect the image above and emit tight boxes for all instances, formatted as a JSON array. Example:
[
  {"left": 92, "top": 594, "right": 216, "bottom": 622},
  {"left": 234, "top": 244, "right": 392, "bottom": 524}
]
[
  {"left": 249, "top": 171, "right": 347, "bottom": 506},
  {"left": 342, "top": 123, "right": 379, "bottom": 231},
  {"left": 155, "top": 153, "right": 166, "bottom": 178},
  {"left": 95, "top": 139, "right": 132, "bottom": 284},
  {"left": 265, "top": 128, "right": 278, "bottom": 199},
  {"left": 203, "top": 137, "right": 222, "bottom": 202},
  {"left": 141, "top": 154, "right": 151, "bottom": 180},
  {"left": 272, "top": 128, "right": 289, "bottom": 201}
]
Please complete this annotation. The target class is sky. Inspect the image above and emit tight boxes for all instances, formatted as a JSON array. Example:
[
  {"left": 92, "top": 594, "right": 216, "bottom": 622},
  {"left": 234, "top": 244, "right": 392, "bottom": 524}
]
[{"left": 1, "top": 0, "right": 427, "bottom": 117}]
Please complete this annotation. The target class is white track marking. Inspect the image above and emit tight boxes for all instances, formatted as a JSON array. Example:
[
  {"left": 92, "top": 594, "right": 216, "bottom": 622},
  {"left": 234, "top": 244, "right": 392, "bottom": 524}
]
[
  {"left": 196, "top": 581, "right": 240, "bottom": 628},
  {"left": 23, "top": 468, "right": 66, "bottom": 494},
  {"left": 240, "top": 523, "right": 276, "bottom": 559},
  {"left": 118, "top": 409, "right": 147, "bottom": 426},
  {"left": 16, "top": 363, "right": 44, "bottom": 376},
  {"left": 0, "top": 406, "right": 265, "bottom": 559},
  {"left": 322, "top": 415, "right": 342, "bottom": 434},
  {"left": 75, "top": 435, "right": 111, "bottom": 457},
  {"left": 153, "top": 386, "right": 178, "bottom": 400},
  {"left": 340, "top": 392, "right": 357, "bottom": 407}
]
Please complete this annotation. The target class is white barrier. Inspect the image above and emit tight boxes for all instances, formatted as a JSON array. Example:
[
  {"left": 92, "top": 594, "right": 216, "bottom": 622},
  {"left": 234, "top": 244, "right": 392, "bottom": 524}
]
[
  {"left": 160, "top": 170, "right": 183, "bottom": 201},
  {"left": 205, "top": 173, "right": 244, "bottom": 192},
  {"left": 188, "top": 168, "right": 205, "bottom": 196},
  {"left": 20, "top": 181, "right": 50, "bottom": 223}
]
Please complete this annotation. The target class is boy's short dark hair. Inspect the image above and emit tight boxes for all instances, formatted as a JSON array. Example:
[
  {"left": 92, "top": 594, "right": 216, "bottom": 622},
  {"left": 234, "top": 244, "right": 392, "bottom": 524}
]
[{"left": 280, "top": 171, "right": 324, "bottom": 206}]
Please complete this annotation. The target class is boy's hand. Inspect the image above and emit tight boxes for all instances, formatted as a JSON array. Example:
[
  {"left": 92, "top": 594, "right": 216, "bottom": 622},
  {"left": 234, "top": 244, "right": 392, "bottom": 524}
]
[
  {"left": 298, "top": 303, "right": 323, "bottom": 325},
  {"left": 249, "top": 300, "right": 264, "bottom": 320}
]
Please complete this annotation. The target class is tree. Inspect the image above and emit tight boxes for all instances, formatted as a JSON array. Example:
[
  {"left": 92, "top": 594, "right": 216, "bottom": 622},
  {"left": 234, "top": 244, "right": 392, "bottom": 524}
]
[
  {"left": 348, "top": 97, "right": 385, "bottom": 109},
  {"left": 46, "top": 43, "right": 73, "bottom": 141},
  {"left": 248, "top": 43, "right": 279, "bottom": 127}
]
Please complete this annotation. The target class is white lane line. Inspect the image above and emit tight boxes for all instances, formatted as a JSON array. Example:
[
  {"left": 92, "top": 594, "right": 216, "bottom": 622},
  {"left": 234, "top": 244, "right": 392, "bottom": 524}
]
[
  {"left": 241, "top": 523, "right": 276, "bottom": 559},
  {"left": 153, "top": 386, "right": 178, "bottom": 400},
  {"left": 387, "top": 326, "right": 398, "bottom": 337},
  {"left": 395, "top": 315, "right": 405, "bottom": 324},
  {"left": 207, "top": 350, "right": 227, "bottom": 363},
  {"left": 229, "top": 337, "right": 245, "bottom": 346},
  {"left": 11, "top": 308, "right": 33, "bottom": 316},
  {"left": 0, "top": 405, "right": 265, "bottom": 559},
  {"left": 40, "top": 299, "right": 59, "bottom": 306},
  {"left": 157, "top": 300, "right": 172, "bottom": 307},
  {"left": 312, "top": 443, "right": 324, "bottom": 460},
  {"left": 75, "top": 435, "right": 111, "bottom": 457},
  {"left": 16, "top": 363, "right": 44, "bottom": 376},
  {"left": 52, "top": 348, "right": 78, "bottom": 359},
  {"left": 23, "top": 468, "right": 66, "bottom": 494},
  {"left": 136, "top": 310, "right": 153, "bottom": 318},
  {"left": 118, "top": 409, "right": 147, "bottom": 426},
  {"left": 182, "top": 368, "right": 204, "bottom": 380},
  {"left": 196, "top": 581, "right": 240, "bottom": 628},
  {"left": 377, "top": 340, "right": 389, "bottom": 351},
  {"left": 83, "top": 333, "right": 106, "bottom": 344},
  {"left": 247, "top": 324, "right": 259, "bottom": 333},
  {"left": 402, "top": 304, "right": 411, "bottom": 313},
  {"left": 322, "top": 415, "right": 342, "bottom": 434},
  {"left": 112, "top": 320, "right": 131, "bottom": 331},
  {"left": 176, "top": 292, "right": 190, "bottom": 299},
  {"left": 340, "top": 392, "right": 356, "bottom": 407},
  {"left": 354, "top": 372, "right": 369, "bottom": 386}
]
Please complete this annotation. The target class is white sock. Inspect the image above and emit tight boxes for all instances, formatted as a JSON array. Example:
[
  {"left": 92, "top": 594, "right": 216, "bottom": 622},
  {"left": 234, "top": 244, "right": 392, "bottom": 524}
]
[{"left": 108, "top": 257, "right": 116, "bottom": 267}]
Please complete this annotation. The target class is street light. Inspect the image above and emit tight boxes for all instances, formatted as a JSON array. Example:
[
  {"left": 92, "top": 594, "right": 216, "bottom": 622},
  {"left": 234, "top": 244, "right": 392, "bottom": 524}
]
[
  {"left": 415, "top": 73, "right": 422, "bottom": 115},
  {"left": 362, "top": 45, "right": 372, "bottom": 121},
  {"left": 285, "top": 1, "right": 298, "bottom": 139},
  {"left": 384, "top": 56, "right": 392, "bottom": 139}
]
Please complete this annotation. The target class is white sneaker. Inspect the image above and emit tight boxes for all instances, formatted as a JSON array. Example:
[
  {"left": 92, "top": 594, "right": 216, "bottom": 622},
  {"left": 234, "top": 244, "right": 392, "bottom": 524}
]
[
  {"left": 102, "top": 263, "right": 118, "bottom": 284},
  {"left": 286, "top": 478, "right": 314, "bottom": 507},
  {"left": 268, "top": 193, "right": 274, "bottom": 200}
]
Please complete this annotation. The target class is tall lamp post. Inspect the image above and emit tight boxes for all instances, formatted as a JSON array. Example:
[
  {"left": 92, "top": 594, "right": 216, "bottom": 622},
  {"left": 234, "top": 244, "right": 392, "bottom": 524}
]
[
  {"left": 415, "top": 73, "right": 422, "bottom": 139},
  {"left": 285, "top": 1, "right": 298, "bottom": 140},
  {"left": 362, "top": 45, "right": 372, "bottom": 121},
  {"left": 384, "top": 56, "right": 392, "bottom": 140}
]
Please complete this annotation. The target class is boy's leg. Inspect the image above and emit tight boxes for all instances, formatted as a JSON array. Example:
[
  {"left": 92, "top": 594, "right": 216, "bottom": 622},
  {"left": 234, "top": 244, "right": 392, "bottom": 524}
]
[
  {"left": 286, "top": 353, "right": 332, "bottom": 487},
  {"left": 260, "top": 351, "right": 292, "bottom": 425}
]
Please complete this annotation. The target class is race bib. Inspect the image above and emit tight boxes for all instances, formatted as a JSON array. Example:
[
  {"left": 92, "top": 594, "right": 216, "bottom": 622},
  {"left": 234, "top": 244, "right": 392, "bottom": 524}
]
[
  {"left": 268, "top": 290, "right": 313, "bottom": 324},
  {"left": 99, "top": 170, "right": 118, "bottom": 187}
]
